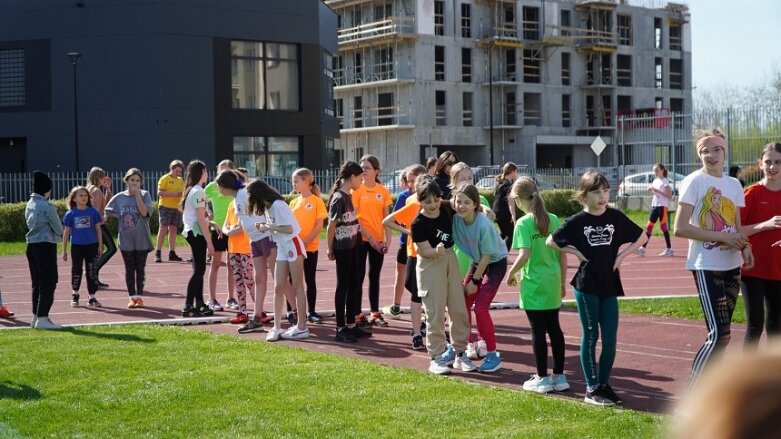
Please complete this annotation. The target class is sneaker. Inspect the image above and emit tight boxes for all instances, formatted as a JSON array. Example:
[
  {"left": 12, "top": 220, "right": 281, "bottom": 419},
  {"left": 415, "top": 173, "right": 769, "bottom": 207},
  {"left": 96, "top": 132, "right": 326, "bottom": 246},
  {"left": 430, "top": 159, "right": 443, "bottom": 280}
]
[
  {"left": 127, "top": 298, "right": 138, "bottom": 309},
  {"left": 286, "top": 311, "right": 298, "bottom": 326},
  {"left": 71, "top": 294, "right": 80, "bottom": 307},
  {"left": 88, "top": 297, "right": 102, "bottom": 308},
  {"left": 634, "top": 247, "right": 646, "bottom": 257},
  {"left": 168, "top": 252, "right": 183, "bottom": 262},
  {"left": 237, "top": 319, "right": 265, "bottom": 334},
  {"left": 266, "top": 327, "right": 283, "bottom": 342},
  {"left": 584, "top": 385, "right": 615, "bottom": 406},
  {"left": 335, "top": 327, "right": 357, "bottom": 343},
  {"left": 420, "top": 321, "right": 427, "bottom": 337},
  {"left": 96, "top": 280, "right": 109, "bottom": 289},
  {"left": 230, "top": 313, "right": 249, "bottom": 324},
  {"left": 207, "top": 299, "right": 223, "bottom": 312},
  {"left": 307, "top": 312, "right": 324, "bottom": 324},
  {"left": 453, "top": 353, "right": 478, "bottom": 372},
  {"left": 479, "top": 352, "right": 501, "bottom": 373},
  {"left": 350, "top": 326, "right": 373, "bottom": 339},
  {"left": 523, "top": 374, "right": 554, "bottom": 394},
  {"left": 194, "top": 304, "right": 214, "bottom": 317},
  {"left": 465, "top": 343, "right": 479, "bottom": 360},
  {"left": 259, "top": 312, "right": 274, "bottom": 325},
  {"left": 428, "top": 358, "right": 452, "bottom": 375},
  {"left": 658, "top": 248, "right": 674, "bottom": 257},
  {"left": 355, "top": 313, "right": 369, "bottom": 328},
  {"left": 154, "top": 251, "right": 162, "bottom": 263},
  {"left": 411, "top": 334, "right": 425, "bottom": 350},
  {"left": 368, "top": 312, "right": 388, "bottom": 326},
  {"left": 552, "top": 374, "right": 571, "bottom": 392},
  {"left": 477, "top": 340, "right": 488, "bottom": 358},
  {"left": 181, "top": 307, "right": 195, "bottom": 317},
  {"left": 437, "top": 345, "right": 456, "bottom": 366},
  {"left": 134, "top": 298, "right": 144, "bottom": 308},
  {"left": 34, "top": 316, "right": 63, "bottom": 330},
  {"left": 600, "top": 384, "right": 623, "bottom": 405},
  {"left": 382, "top": 304, "right": 402, "bottom": 319},
  {"left": 0, "top": 306, "right": 14, "bottom": 318},
  {"left": 226, "top": 298, "right": 240, "bottom": 310},
  {"left": 280, "top": 326, "right": 310, "bottom": 340}
]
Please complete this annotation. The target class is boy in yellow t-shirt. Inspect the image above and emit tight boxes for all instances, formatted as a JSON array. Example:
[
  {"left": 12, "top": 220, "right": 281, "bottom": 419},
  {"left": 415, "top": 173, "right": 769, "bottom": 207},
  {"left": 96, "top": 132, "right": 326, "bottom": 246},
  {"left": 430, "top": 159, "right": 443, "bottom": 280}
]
[{"left": 155, "top": 160, "right": 184, "bottom": 262}]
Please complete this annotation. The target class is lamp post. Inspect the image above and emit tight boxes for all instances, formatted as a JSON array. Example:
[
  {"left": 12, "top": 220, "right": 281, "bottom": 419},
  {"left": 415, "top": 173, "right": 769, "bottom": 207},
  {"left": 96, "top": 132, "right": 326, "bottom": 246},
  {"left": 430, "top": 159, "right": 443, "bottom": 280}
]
[
  {"left": 487, "top": 39, "right": 495, "bottom": 166},
  {"left": 67, "top": 52, "right": 81, "bottom": 171}
]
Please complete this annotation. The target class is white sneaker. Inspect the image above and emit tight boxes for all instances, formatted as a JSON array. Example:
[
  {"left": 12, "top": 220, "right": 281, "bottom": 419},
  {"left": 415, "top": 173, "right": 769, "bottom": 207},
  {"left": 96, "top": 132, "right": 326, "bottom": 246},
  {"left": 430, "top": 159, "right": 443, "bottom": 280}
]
[
  {"left": 477, "top": 339, "right": 488, "bottom": 358},
  {"left": 523, "top": 374, "right": 553, "bottom": 393},
  {"left": 206, "top": 299, "right": 223, "bottom": 312},
  {"left": 635, "top": 247, "right": 646, "bottom": 257},
  {"left": 266, "top": 327, "right": 283, "bottom": 342},
  {"left": 465, "top": 343, "right": 479, "bottom": 360},
  {"left": 658, "top": 248, "right": 674, "bottom": 257},
  {"left": 280, "top": 326, "right": 310, "bottom": 340},
  {"left": 34, "top": 317, "right": 63, "bottom": 330},
  {"left": 551, "top": 374, "right": 571, "bottom": 391},
  {"left": 428, "top": 359, "right": 452, "bottom": 375},
  {"left": 31, "top": 315, "right": 38, "bottom": 328},
  {"left": 453, "top": 353, "right": 478, "bottom": 372}
]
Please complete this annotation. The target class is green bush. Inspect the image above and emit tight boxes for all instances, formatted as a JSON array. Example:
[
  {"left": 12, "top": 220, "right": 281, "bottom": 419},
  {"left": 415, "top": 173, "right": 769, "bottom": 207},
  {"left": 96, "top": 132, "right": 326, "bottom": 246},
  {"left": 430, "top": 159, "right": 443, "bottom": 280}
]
[{"left": 478, "top": 188, "right": 581, "bottom": 218}]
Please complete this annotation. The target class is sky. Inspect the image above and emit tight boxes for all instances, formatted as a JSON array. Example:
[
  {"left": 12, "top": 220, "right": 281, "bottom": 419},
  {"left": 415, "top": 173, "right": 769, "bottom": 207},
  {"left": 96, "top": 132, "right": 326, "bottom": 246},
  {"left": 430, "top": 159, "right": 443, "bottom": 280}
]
[{"left": 687, "top": 0, "right": 781, "bottom": 90}]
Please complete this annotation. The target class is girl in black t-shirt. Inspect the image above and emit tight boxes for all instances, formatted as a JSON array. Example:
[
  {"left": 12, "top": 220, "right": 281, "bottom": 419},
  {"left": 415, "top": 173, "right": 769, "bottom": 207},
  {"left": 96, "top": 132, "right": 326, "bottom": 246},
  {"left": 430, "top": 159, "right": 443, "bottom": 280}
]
[{"left": 547, "top": 171, "right": 646, "bottom": 407}]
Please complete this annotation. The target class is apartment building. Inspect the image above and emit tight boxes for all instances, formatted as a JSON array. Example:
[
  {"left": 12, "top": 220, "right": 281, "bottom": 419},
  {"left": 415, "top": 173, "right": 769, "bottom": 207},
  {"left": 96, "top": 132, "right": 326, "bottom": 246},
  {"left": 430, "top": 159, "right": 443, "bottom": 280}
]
[{"left": 325, "top": 0, "right": 692, "bottom": 171}]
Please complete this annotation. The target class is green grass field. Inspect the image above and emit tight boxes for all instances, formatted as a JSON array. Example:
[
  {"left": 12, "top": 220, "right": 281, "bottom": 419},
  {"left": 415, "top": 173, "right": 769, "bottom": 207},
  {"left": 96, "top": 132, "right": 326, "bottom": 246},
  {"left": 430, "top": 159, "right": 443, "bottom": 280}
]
[
  {"left": 0, "top": 325, "right": 665, "bottom": 438},
  {"left": 563, "top": 296, "right": 746, "bottom": 324}
]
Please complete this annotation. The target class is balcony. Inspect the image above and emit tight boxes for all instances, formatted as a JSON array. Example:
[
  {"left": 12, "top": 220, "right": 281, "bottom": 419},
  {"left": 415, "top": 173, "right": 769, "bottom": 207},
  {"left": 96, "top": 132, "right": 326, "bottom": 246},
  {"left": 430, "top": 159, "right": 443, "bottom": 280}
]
[
  {"left": 342, "top": 104, "right": 415, "bottom": 132},
  {"left": 582, "top": 72, "right": 615, "bottom": 88},
  {"left": 337, "top": 17, "right": 416, "bottom": 50},
  {"left": 333, "top": 66, "right": 414, "bottom": 89},
  {"left": 574, "top": 29, "right": 617, "bottom": 53},
  {"left": 478, "top": 25, "right": 524, "bottom": 48}
]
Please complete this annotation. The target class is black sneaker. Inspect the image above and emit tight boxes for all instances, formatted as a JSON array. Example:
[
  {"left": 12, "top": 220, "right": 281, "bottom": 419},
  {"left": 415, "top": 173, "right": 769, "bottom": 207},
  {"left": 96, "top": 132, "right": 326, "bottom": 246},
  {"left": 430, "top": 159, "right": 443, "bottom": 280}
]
[
  {"left": 154, "top": 251, "right": 162, "bottom": 263},
  {"left": 237, "top": 319, "right": 265, "bottom": 334},
  {"left": 335, "top": 328, "right": 357, "bottom": 343},
  {"left": 307, "top": 312, "right": 324, "bottom": 324},
  {"left": 584, "top": 385, "right": 615, "bottom": 406},
  {"left": 168, "top": 252, "right": 183, "bottom": 262},
  {"left": 420, "top": 321, "right": 427, "bottom": 337},
  {"left": 600, "top": 384, "right": 623, "bottom": 405},
  {"left": 181, "top": 307, "right": 195, "bottom": 317},
  {"left": 286, "top": 311, "right": 298, "bottom": 326},
  {"left": 412, "top": 335, "right": 425, "bottom": 350},
  {"left": 88, "top": 297, "right": 102, "bottom": 308},
  {"left": 193, "top": 304, "right": 214, "bottom": 317},
  {"left": 70, "top": 294, "right": 79, "bottom": 307},
  {"left": 350, "top": 326, "right": 372, "bottom": 339},
  {"left": 96, "top": 280, "right": 109, "bottom": 288}
]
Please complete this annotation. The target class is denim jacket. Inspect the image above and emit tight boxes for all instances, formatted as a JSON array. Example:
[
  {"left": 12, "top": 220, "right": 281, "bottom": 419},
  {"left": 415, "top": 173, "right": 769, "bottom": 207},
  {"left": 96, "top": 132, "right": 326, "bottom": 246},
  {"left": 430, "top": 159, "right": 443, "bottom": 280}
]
[{"left": 25, "top": 193, "right": 63, "bottom": 244}]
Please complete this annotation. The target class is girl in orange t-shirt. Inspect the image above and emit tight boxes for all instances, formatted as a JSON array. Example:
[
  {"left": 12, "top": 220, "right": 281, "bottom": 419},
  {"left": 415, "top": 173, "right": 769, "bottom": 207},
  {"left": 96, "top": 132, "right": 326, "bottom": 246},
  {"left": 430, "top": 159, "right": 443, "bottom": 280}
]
[
  {"left": 222, "top": 197, "right": 254, "bottom": 324},
  {"left": 291, "top": 168, "right": 328, "bottom": 323}
]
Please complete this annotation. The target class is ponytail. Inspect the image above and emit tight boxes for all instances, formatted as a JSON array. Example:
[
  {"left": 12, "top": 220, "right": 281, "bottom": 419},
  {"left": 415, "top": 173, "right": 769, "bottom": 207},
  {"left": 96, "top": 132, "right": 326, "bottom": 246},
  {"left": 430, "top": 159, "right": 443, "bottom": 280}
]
[
  {"left": 293, "top": 168, "right": 321, "bottom": 197},
  {"left": 496, "top": 161, "right": 518, "bottom": 185},
  {"left": 510, "top": 176, "right": 550, "bottom": 235},
  {"left": 328, "top": 161, "right": 364, "bottom": 205}
]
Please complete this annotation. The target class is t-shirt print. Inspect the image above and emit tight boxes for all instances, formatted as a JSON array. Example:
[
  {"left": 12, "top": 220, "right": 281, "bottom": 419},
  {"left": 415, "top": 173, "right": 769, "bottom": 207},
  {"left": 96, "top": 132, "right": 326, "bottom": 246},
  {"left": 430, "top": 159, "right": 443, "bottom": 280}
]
[
  {"left": 335, "top": 210, "right": 359, "bottom": 241},
  {"left": 583, "top": 224, "right": 614, "bottom": 246},
  {"left": 698, "top": 186, "right": 738, "bottom": 250},
  {"left": 121, "top": 210, "right": 138, "bottom": 231},
  {"left": 75, "top": 215, "right": 92, "bottom": 229}
]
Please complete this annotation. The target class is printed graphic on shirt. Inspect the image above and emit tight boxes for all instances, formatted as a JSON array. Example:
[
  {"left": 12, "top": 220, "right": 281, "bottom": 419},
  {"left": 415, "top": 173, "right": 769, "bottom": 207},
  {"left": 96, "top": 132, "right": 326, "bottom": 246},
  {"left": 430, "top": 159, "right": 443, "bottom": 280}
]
[
  {"left": 121, "top": 211, "right": 138, "bottom": 231},
  {"left": 335, "top": 211, "right": 360, "bottom": 240},
  {"left": 583, "top": 224, "right": 614, "bottom": 246},
  {"left": 698, "top": 186, "right": 737, "bottom": 250},
  {"left": 436, "top": 229, "right": 452, "bottom": 244},
  {"left": 75, "top": 215, "right": 92, "bottom": 229}
]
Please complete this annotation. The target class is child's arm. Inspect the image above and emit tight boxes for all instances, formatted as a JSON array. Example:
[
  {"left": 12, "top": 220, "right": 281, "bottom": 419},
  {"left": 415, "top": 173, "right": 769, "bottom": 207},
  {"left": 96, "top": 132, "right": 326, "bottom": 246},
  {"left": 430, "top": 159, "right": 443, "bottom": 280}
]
[
  {"left": 382, "top": 211, "right": 411, "bottom": 236},
  {"left": 507, "top": 248, "right": 530, "bottom": 287},
  {"left": 257, "top": 223, "right": 293, "bottom": 235},
  {"left": 416, "top": 240, "right": 444, "bottom": 259},
  {"left": 740, "top": 215, "right": 781, "bottom": 237},
  {"left": 302, "top": 220, "right": 324, "bottom": 246},
  {"left": 546, "top": 236, "right": 588, "bottom": 263},
  {"left": 222, "top": 220, "right": 242, "bottom": 237},
  {"left": 95, "top": 222, "right": 103, "bottom": 256},
  {"left": 559, "top": 252, "right": 568, "bottom": 298},
  {"left": 613, "top": 233, "right": 648, "bottom": 271},
  {"left": 326, "top": 221, "right": 336, "bottom": 260},
  {"left": 196, "top": 206, "right": 215, "bottom": 256},
  {"left": 48, "top": 205, "right": 64, "bottom": 238},
  {"left": 673, "top": 203, "right": 748, "bottom": 249},
  {"left": 62, "top": 226, "right": 71, "bottom": 261}
]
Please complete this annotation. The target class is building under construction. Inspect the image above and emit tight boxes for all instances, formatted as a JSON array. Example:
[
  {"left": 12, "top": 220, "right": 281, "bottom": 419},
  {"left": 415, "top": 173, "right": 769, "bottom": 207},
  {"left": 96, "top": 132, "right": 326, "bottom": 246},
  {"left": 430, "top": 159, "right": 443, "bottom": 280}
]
[{"left": 324, "top": 0, "right": 691, "bottom": 170}]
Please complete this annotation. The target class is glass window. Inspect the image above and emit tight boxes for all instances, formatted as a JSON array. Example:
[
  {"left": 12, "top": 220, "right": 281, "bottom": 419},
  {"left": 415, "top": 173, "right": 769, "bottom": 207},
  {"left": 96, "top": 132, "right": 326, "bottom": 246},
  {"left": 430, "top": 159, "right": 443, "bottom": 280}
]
[
  {"left": 462, "top": 92, "right": 473, "bottom": 127},
  {"left": 435, "top": 90, "right": 446, "bottom": 126},
  {"left": 461, "top": 4, "right": 471, "bottom": 38},
  {"left": 233, "top": 136, "right": 299, "bottom": 178},
  {"left": 231, "top": 40, "right": 299, "bottom": 111},
  {"left": 0, "top": 48, "right": 26, "bottom": 107}
]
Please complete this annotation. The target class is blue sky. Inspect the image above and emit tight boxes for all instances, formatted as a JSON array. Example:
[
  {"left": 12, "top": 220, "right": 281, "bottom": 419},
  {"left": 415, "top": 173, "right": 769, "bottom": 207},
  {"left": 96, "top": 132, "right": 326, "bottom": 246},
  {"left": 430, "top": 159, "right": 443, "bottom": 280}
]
[{"left": 688, "top": 0, "right": 781, "bottom": 90}]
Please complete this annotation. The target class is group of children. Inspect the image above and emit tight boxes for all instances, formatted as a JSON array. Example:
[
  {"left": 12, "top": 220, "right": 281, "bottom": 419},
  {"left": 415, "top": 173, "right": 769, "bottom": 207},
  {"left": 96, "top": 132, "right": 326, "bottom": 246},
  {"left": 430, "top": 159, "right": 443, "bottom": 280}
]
[{"left": 16, "top": 129, "right": 781, "bottom": 407}]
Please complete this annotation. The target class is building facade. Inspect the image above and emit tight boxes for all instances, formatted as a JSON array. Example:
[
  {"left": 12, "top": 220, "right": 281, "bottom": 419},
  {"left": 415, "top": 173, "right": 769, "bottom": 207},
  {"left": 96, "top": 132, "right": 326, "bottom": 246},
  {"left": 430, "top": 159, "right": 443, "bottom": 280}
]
[
  {"left": 0, "top": 0, "right": 339, "bottom": 174},
  {"left": 325, "top": 0, "right": 692, "bottom": 171}
]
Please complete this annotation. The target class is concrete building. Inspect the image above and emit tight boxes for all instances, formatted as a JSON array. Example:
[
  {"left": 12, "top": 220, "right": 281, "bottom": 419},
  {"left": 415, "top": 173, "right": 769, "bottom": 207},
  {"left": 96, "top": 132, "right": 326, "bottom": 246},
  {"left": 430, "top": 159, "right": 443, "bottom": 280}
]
[
  {"left": 0, "top": 0, "right": 339, "bottom": 174},
  {"left": 325, "top": 0, "right": 692, "bottom": 171}
]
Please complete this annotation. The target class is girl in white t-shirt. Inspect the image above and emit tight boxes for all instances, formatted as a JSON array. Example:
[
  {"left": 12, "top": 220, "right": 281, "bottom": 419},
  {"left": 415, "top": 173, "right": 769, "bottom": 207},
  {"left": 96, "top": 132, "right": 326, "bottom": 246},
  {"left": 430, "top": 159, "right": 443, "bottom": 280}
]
[
  {"left": 247, "top": 179, "right": 309, "bottom": 342},
  {"left": 636, "top": 163, "right": 674, "bottom": 257}
]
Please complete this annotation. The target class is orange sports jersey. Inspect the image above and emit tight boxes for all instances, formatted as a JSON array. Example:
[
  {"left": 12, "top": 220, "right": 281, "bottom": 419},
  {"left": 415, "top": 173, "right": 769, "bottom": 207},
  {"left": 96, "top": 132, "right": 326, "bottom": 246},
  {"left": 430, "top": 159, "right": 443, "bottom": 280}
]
[
  {"left": 388, "top": 193, "right": 420, "bottom": 258},
  {"left": 290, "top": 193, "right": 327, "bottom": 253},
  {"left": 352, "top": 183, "right": 392, "bottom": 242},
  {"left": 224, "top": 201, "right": 251, "bottom": 254}
]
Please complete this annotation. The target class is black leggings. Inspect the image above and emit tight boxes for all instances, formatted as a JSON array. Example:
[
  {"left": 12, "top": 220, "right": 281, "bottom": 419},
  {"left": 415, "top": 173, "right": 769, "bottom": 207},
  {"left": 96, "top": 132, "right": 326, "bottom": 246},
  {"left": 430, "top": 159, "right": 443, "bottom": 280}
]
[
  {"left": 497, "top": 217, "right": 514, "bottom": 251},
  {"left": 525, "top": 309, "right": 566, "bottom": 376},
  {"left": 71, "top": 243, "right": 98, "bottom": 295},
  {"left": 741, "top": 276, "right": 781, "bottom": 348},
  {"left": 356, "top": 241, "right": 384, "bottom": 312},
  {"left": 95, "top": 224, "right": 117, "bottom": 273},
  {"left": 26, "top": 242, "right": 58, "bottom": 317},
  {"left": 334, "top": 246, "right": 359, "bottom": 328},
  {"left": 185, "top": 232, "right": 207, "bottom": 308},
  {"left": 121, "top": 250, "right": 149, "bottom": 296},
  {"left": 304, "top": 251, "right": 319, "bottom": 313}
]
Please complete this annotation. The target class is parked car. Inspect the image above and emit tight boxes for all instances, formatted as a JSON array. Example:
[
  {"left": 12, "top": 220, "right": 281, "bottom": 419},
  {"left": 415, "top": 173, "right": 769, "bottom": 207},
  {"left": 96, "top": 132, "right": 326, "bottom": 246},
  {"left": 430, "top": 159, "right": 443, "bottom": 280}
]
[
  {"left": 617, "top": 171, "right": 686, "bottom": 197},
  {"left": 475, "top": 174, "right": 557, "bottom": 191}
]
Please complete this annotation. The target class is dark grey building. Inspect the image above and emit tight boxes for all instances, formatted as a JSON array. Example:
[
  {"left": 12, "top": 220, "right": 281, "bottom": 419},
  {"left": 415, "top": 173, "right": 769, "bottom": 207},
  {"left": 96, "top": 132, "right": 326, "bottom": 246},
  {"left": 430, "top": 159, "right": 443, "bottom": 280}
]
[{"left": 0, "top": 0, "right": 339, "bottom": 174}]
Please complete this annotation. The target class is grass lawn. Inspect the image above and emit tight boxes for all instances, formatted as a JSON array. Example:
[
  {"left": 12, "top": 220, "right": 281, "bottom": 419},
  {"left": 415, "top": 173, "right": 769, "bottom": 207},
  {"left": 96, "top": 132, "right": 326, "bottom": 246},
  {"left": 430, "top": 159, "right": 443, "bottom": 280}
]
[
  {"left": 563, "top": 296, "right": 746, "bottom": 324},
  {"left": 0, "top": 325, "right": 665, "bottom": 438},
  {"left": 623, "top": 210, "right": 676, "bottom": 236},
  {"left": 0, "top": 235, "right": 190, "bottom": 257}
]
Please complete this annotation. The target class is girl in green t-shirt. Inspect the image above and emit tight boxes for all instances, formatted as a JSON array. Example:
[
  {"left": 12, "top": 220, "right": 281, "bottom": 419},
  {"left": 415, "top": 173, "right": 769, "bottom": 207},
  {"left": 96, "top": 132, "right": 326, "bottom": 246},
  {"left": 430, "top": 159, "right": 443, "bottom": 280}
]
[{"left": 507, "top": 176, "right": 569, "bottom": 394}]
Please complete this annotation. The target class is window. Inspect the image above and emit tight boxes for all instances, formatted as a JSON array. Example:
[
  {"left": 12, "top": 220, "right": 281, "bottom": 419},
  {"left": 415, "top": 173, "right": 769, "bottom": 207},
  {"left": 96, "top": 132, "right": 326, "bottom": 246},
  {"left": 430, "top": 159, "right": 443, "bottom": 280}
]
[
  {"left": 352, "top": 8, "right": 362, "bottom": 27},
  {"left": 333, "top": 55, "right": 344, "bottom": 86},
  {"left": 335, "top": 98, "right": 344, "bottom": 129},
  {"left": 560, "top": 10, "right": 571, "bottom": 36},
  {"left": 462, "top": 92, "right": 473, "bottom": 127},
  {"left": 617, "top": 54, "right": 631, "bottom": 86},
  {"left": 461, "top": 3, "right": 471, "bottom": 38},
  {"left": 561, "top": 94, "right": 571, "bottom": 128},
  {"left": 505, "top": 49, "right": 516, "bottom": 81},
  {"left": 354, "top": 52, "right": 363, "bottom": 82},
  {"left": 502, "top": 4, "right": 516, "bottom": 38},
  {"left": 523, "top": 93, "right": 541, "bottom": 126},
  {"left": 434, "top": 1, "right": 445, "bottom": 36},
  {"left": 523, "top": 49, "right": 540, "bottom": 83},
  {"left": 655, "top": 57, "right": 663, "bottom": 89},
  {"left": 0, "top": 48, "right": 25, "bottom": 107},
  {"left": 378, "top": 92, "right": 393, "bottom": 126},
  {"left": 671, "top": 97, "right": 684, "bottom": 128},
  {"left": 435, "top": 90, "right": 446, "bottom": 126},
  {"left": 354, "top": 96, "right": 363, "bottom": 128},
  {"left": 670, "top": 59, "right": 683, "bottom": 90},
  {"left": 231, "top": 41, "right": 300, "bottom": 111},
  {"left": 505, "top": 92, "right": 516, "bottom": 125},
  {"left": 461, "top": 48, "right": 471, "bottom": 82},
  {"left": 561, "top": 52, "right": 570, "bottom": 85},
  {"left": 435, "top": 46, "right": 445, "bottom": 81},
  {"left": 233, "top": 136, "right": 300, "bottom": 177},
  {"left": 617, "top": 95, "right": 632, "bottom": 113},
  {"left": 617, "top": 14, "right": 632, "bottom": 46},
  {"left": 375, "top": 3, "right": 392, "bottom": 21},
  {"left": 654, "top": 18, "right": 663, "bottom": 49},
  {"left": 374, "top": 47, "right": 394, "bottom": 80},
  {"left": 669, "top": 24, "right": 682, "bottom": 51},
  {"left": 522, "top": 6, "right": 540, "bottom": 40},
  {"left": 324, "top": 52, "right": 334, "bottom": 116}
]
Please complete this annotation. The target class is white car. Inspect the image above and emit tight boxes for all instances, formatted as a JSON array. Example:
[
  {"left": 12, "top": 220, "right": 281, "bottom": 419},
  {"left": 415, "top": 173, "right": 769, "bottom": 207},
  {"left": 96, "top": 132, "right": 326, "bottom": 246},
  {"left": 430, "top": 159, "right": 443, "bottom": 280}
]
[{"left": 617, "top": 172, "right": 686, "bottom": 197}]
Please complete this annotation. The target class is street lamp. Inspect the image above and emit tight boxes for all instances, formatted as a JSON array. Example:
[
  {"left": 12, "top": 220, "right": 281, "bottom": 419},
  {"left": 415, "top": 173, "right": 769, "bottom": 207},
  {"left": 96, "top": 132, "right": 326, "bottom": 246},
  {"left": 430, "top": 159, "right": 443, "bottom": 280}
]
[
  {"left": 487, "top": 39, "right": 495, "bottom": 166},
  {"left": 67, "top": 52, "right": 81, "bottom": 171}
]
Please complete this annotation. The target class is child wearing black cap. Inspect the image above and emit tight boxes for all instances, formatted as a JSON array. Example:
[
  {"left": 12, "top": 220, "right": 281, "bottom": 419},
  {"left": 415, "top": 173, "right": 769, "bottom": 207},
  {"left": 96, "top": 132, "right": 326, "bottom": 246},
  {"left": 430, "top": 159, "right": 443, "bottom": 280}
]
[{"left": 25, "top": 170, "right": 64, "bottom": 329}]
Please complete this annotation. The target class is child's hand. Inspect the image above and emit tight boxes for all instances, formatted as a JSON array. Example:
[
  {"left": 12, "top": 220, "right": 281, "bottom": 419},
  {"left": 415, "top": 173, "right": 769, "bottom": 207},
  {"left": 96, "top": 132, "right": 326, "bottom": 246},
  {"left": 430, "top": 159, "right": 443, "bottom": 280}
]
[
  {"left": 507, "top": 273, "right": 518, "bottom": 287},
  {"left": 97, "top": 247, "right": 103, "bottom": 257},
  {"left": 613, "top": 253, "right": 626, "bottom": 271},
  {"left": 465, "top": 282, "right": 478, "bottom": 296},
  {"left": 723, "top": 232, "right": 748, "bottom": 250},
  {"left": 435, "top": 242, "right": 445, "bottom": 256},
  {"left": 327, "top": 250, "right": 335, "bottom": 261},
  {"left": 760, "top": 215, "right": 781, "bottom": 231},
  {"left": 255, "top": 222, "right": 270, "bottom": 232},
  {"left": 62, "top": 252, "right": 68, "bottom": 262},
  {"left": 773, "top": 240, "right": 781, "bottom": 248},
  {"left": 742, "top": 246, "right": 755, "bottom": 270}
]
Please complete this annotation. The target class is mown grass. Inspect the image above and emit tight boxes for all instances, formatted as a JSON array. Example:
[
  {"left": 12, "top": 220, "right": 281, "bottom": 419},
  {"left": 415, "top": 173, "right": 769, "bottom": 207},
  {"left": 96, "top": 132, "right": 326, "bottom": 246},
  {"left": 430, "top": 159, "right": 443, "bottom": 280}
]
[
  {"left": 563, "top": 296, "right": 746, "bottom": 324},
  {"left": 0, "top": 325, "right": 665, "bottom": 438},
  {"left": 0, "top": 235, "right": 190, "bottom": 256}
]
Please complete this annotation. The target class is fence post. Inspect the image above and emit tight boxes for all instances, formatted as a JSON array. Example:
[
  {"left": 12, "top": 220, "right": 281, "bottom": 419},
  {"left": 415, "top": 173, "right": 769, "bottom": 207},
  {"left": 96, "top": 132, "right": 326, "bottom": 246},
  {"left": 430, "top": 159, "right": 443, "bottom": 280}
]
[
  {"left": 726, "top": 107, "right": 732, "bottom": 172},
  {"left": 671, "top": 112, "right": 677, "bottom": 194}
]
